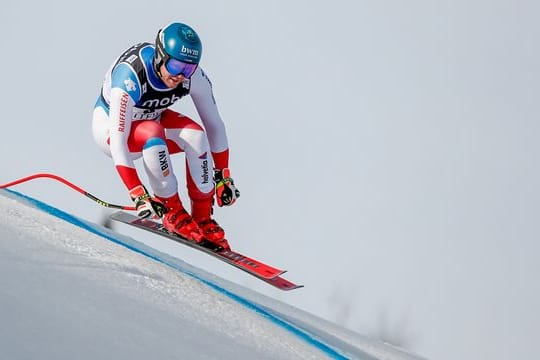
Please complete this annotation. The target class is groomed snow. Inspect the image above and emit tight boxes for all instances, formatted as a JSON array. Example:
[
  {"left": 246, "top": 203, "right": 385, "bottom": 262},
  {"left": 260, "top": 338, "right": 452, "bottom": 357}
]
[{"left": 0, "top": 190, "right": 424, "bottom": 360}]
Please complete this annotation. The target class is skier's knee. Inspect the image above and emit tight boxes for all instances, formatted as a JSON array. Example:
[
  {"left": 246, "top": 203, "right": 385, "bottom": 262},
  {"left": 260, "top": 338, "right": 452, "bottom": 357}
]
[
  {"left": 137, "top": 121, "right": 166, "bottom": 140},
  {"left": 184, "top": 127, "right": 207, "bottom": 148}
]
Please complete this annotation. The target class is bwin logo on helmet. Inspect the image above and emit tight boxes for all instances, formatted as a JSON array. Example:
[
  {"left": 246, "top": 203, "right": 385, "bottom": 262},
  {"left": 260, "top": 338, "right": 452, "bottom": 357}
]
[{"left": 181, "top": 45, "right": 199, "bottom": 57}]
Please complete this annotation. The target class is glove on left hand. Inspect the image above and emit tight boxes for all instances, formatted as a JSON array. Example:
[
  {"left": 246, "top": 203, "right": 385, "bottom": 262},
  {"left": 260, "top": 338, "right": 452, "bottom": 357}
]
[{"left": 214, "top": 168, "right": 240, "bottom": 207}]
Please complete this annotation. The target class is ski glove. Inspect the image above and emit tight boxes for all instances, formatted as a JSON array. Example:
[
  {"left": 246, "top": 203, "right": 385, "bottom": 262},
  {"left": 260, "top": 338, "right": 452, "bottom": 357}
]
[
  {"left": 129, "top": 185, "right": 166, "bottom": 219},
  {"left": 214, "top": 168, "right": 240, "bottom": 207}
]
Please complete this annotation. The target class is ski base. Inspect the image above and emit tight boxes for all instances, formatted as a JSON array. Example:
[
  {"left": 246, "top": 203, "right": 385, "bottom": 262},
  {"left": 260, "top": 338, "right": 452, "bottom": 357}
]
[{"left": 110, "top": 211, "right": 302, "bottom": 291}]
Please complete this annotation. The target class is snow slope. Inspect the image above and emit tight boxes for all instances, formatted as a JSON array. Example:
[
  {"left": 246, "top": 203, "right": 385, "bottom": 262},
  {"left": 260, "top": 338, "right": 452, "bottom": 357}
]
[{"left": 0, "top": 190, "right": 424, "bottom": 360}]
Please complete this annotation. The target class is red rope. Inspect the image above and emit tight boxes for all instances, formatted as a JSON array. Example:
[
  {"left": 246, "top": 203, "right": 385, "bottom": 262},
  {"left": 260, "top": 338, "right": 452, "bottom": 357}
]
[{"left": 0, "top": 173, "right": 135, "bottom": 211}]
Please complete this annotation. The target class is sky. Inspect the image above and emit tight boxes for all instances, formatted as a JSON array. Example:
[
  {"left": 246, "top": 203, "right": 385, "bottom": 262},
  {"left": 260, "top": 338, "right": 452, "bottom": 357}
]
[{"left": 1, "top": 1, "right": 539, "bottom": 359}]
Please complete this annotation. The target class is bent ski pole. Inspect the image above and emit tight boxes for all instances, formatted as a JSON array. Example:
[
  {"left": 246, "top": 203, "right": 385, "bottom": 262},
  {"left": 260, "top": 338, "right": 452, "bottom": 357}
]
[{"left": 0, "top": 173, "right": 135, "bottom": 211}]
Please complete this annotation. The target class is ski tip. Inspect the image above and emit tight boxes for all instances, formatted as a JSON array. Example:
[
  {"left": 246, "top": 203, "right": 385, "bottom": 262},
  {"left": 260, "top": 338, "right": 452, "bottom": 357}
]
[
  {"left": 265, "top": 276, "right": 304, "bottom": 291},
  {"left": 282, "top": 284, "right": 304, "bottom": 291}
]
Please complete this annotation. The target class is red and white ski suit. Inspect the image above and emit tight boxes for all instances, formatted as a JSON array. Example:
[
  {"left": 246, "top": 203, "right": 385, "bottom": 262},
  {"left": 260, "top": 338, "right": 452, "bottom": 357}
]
[{"left": 92, "top": 43, "right": 229, "bottom": 202}]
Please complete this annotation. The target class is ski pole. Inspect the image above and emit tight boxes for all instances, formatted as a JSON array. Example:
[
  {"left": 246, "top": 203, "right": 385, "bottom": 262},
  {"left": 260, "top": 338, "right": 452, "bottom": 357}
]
[{"left": 0, "top": 173, "right": 135, "bottom": 211}]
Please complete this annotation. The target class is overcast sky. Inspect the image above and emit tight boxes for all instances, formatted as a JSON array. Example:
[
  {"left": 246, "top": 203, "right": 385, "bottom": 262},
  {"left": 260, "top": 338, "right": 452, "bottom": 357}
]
[{"left": 2, "top": 1, "right": 539, "bottom": 359}]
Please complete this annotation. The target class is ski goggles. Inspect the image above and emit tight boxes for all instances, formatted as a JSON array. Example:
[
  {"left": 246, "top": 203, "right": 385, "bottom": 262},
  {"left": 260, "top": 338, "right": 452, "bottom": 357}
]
[{"left": 165, "top": 58, "right": 198, "bottom": 78}]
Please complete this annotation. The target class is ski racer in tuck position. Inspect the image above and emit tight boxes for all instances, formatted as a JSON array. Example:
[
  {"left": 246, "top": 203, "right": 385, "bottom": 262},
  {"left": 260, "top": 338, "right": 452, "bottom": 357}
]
[{"left": 92, "top": 22, "right": 240, "bottom": 250}]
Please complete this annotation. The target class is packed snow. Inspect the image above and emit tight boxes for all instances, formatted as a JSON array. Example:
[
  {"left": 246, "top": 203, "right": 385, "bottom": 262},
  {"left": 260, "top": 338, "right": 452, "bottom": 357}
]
[{"left": 0, "top": 190, "right": 423, "bottom": 360}]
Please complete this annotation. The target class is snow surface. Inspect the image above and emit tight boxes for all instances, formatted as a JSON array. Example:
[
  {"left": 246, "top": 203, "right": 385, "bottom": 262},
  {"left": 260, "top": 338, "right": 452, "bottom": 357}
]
[{"left": 0, "top": 190, "right": 425, "bottom": 360}]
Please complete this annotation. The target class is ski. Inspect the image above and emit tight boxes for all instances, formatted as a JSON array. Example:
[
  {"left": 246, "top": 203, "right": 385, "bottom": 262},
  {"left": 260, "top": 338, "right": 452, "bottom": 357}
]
[
  {"left": 110, "top": 211, "right": 302, "bottom": 290},
  {"left": 263, "top": 275, "right": 304, "bottom": 291}
]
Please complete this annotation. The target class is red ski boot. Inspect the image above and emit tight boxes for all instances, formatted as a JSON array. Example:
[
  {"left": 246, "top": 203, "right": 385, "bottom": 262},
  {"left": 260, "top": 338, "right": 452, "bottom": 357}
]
[
  {"left": 191, "top": 198, "right": 230, "bottom": 250},
  {"left": 157, "top": 193, "right": 204, "bottom": 243}
]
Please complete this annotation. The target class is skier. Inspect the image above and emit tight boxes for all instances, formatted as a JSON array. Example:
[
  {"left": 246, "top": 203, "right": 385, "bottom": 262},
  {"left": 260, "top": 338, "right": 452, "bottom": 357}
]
[{"left": 92, "top": 22, "right": 239, "bottom": 250}]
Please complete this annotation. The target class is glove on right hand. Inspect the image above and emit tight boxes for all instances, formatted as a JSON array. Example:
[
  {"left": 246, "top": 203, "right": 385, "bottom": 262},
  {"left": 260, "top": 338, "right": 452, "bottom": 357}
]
[{"left": 129, "top": 185, "right": 166, "bottom": 219}]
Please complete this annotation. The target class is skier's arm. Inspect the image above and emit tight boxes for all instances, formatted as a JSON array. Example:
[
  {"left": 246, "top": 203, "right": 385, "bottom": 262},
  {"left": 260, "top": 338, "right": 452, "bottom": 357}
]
[
  {"left": 108, "top": 88, "right": 141, "bottom": 190},
  {"left": 108, "top": 65, "right": 143, "bottom": 191},
  {"left": 190, "top": 67, "right": 239, "bottom": 206},
  {"left": 189, "top": 67, "right": 229, "bottom": 169}
]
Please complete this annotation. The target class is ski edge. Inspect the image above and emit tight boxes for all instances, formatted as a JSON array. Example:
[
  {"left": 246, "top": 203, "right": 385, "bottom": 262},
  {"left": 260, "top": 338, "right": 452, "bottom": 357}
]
[{"left": 109, "top": 211, "right": 287, "bottom": 281}]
